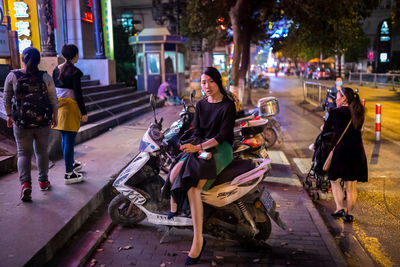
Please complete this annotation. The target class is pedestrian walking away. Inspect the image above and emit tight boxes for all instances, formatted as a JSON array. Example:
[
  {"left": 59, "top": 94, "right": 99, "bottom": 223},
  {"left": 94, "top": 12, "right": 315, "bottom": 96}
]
[
  {"left": 162, "top": 67, "right": 236, "bottom": 265},
  {"left": 52, "top": 44, "right": 88, "bottom": 185},
  {"left": 3, "top": 47, "right": 58, "bottom": 201},
  {"left": 321, "top": 87, "right": 368, "bottom": 223}
]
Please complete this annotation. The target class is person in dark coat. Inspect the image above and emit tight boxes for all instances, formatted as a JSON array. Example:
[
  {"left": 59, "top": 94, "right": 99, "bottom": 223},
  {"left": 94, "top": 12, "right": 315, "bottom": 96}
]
[
  {"left": 163, "top": 67, "right": 236, "bottom": 265},
  {"left": 321, "top": 87, "right": 368, "bottom": 223}
]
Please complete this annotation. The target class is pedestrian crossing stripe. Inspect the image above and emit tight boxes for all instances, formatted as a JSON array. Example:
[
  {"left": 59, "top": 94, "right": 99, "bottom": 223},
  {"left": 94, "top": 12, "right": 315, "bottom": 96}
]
[
  {"left": 293, "top": 158, "right": 312, "bottom": 174},
  {"left": 268, "top": 150, "right": 290, "bottom": 165}
]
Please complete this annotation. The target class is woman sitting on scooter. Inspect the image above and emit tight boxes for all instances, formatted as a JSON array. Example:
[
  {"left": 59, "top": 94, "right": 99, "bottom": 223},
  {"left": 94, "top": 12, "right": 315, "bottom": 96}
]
[{"left": 163, "top": 67, "right": 236, "bottom": 265}]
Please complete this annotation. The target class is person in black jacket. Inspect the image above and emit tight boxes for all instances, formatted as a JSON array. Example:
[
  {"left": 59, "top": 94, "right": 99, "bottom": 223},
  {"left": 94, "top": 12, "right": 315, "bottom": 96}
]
[
  {"left": 163, "top": 67, "right": 236, "bottom": 265},
  {"left": 321, "top": 87, "right": 368, "bottom": 223},
  {"left": 53, "top": 44, "right": 88, "bottom": 184}
]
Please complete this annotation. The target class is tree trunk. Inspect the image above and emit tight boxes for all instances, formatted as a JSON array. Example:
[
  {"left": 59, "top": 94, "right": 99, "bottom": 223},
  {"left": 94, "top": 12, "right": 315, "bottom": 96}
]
[
  {"left": 229, "top": 0, "right": 244, "bottom": 98},
  {"left": 240, "top": 24, "right": 251, "bottom": 105}
]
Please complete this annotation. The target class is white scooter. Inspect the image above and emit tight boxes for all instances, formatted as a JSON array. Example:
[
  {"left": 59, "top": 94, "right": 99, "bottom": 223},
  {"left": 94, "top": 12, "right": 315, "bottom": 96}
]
[{"left": 108, "top": 95, "right": 286, "bottom": 245}]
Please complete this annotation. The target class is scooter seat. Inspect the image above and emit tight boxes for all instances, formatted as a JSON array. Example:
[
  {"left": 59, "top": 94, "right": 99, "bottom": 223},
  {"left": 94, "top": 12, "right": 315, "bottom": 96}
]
[{"left": 212, "top": 159, "right": 255, "bottom": 188}]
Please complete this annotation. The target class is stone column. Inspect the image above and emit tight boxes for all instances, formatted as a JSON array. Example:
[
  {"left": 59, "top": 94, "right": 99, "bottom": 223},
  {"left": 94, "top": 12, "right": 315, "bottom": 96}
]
[
  {"left": 37, "top": 0, "right": 57, "bottom": 56},
  {"left": 92, "top": 0, "right": 105, "bottom": 59}
]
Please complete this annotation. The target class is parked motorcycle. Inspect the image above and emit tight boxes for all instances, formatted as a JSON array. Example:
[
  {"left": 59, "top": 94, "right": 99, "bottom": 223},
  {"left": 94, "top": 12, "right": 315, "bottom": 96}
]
[
  {"left": 250, "top": 74, "right": 270, "bottom": 90},
  {"left": 108, "top": 95, "right": 286, "bottom": 245},
  {"left": 236, "top": 97, "right": 282, "bottom": 148}
]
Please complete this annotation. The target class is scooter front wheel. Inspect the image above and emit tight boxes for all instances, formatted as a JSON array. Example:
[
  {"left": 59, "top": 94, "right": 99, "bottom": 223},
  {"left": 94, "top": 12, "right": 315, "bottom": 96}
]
[
  {"left": 262, "top": 128, "right": 277, "bottom": 148},
  {"left": 108, "top": 194, "right": 146, "bottom": 227}
]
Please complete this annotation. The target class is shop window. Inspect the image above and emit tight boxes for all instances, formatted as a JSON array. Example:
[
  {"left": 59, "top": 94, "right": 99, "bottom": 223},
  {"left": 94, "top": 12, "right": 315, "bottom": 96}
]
[
  {"left": 178, "top": 53, "right": 184, "bottom": 73},
  {"left": 164, "top": 51, "right": 176, "bottom": 74},
  {"left": 147, "top": 53, "right": 160, "bottom": 75}
]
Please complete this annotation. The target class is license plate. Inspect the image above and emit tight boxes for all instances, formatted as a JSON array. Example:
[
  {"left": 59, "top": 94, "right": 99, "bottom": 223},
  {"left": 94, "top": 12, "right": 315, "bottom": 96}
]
[{"left": 260, "top": 190, "right": 275, "bottom": 212}]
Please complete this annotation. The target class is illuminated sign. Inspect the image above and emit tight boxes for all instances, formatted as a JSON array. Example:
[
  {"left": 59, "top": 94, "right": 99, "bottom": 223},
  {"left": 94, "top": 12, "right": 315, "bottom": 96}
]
[
  {"left": 82, "top": 0, "right": 93, "bottom": 23},
  {"left": 101, "top": 0, "right": 114, "bottom": 59},
  {"left": 7, "top": 0, "right": 41, "bottom": 53},
  {"left": 380, "top": 21, "right": 389, "bottom": 35},
  {"left": 379, "top": 53, "right": 388, "bottom": 63}
]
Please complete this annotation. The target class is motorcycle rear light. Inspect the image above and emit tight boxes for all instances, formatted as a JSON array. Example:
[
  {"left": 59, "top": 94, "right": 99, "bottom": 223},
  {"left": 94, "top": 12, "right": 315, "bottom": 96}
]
[
  {"left": 253, "top": 115, "right": 261, "bottom": 120},
  {"left": 240, "top": 122, "right": 248, "bottom": 127},
  {"left": 243, "top": 134, "right": 265, "bottom": 147}
]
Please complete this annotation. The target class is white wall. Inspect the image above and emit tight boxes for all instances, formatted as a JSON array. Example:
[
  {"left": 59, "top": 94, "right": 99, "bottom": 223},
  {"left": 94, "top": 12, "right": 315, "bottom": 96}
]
[{"left": 76, "top": 59, "right": 116, "bottom": 85}]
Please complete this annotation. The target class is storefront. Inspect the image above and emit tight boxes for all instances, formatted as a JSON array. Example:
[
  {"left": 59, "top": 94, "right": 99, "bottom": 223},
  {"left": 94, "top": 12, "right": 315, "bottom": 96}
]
[{"left": 0, "top": 0, "right": 116, "bottom": 84}]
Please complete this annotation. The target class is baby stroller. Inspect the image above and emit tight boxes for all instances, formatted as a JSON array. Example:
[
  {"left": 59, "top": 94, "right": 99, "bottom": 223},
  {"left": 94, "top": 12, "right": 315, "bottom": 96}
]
[{"left": 303, "top": 131, "right": 336, "bottom": 200}]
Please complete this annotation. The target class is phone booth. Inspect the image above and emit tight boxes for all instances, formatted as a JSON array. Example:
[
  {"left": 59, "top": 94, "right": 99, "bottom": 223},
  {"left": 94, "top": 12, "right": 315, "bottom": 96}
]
[{"left": 129, "top": 28, "right": 186, "bottom": 96}]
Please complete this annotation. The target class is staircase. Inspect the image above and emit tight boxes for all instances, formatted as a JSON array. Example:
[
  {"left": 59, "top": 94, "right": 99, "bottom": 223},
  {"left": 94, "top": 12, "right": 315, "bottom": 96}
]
[{"left": 1, "top": 79, "right": 157, "bottom": 175}]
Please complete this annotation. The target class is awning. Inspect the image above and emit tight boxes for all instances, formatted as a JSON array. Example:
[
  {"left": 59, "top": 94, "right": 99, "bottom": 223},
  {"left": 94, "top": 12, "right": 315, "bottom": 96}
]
[
  {"left": 308, "top": 58, "right": 320, "bottom": 63},
  {"left": 322, "top": 57, "right": 334, "bottom": 63}
]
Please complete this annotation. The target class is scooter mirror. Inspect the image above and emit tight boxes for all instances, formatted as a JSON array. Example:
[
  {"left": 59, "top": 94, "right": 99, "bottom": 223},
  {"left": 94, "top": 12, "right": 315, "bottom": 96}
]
[{"left": 190, "top": 90, "right": 196, "bottom": 103}]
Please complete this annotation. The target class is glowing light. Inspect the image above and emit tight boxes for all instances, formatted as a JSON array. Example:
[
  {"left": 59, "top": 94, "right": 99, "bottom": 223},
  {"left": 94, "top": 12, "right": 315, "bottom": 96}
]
[
  {"left": 15, "top": 21, "right": 30, "bottom": 36},
  {"left": 13, "top": 2, "right": 29, "bottom": 18}
]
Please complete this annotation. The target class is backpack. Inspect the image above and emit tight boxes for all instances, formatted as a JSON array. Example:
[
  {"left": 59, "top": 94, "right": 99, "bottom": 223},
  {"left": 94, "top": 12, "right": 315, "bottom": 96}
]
[{"left": 11, "top": 70, "right": 53, "bottom": 128}]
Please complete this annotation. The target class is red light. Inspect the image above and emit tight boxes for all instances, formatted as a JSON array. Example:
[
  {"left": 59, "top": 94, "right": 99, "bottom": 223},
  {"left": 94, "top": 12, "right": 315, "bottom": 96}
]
[
  {"left": 220, "top": 25, "right": 227, "bottom": 30},
  {"left": 242, "top": 134, "right": 265, "bottom": 148},
  {"left": 218, "top": 17, "right": 224, "bottom": 23},
  {"left": 82, "top": 12, "right": 94, "bottom": 23}
]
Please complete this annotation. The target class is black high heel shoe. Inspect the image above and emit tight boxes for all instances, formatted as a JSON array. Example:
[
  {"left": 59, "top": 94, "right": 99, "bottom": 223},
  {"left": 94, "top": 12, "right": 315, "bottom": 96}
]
[
  {"left": 331, "top": 209, "right": 345, "bottom": 218},
  {"left": 185, "top": 238, "right": 206, "bottom": 265}
]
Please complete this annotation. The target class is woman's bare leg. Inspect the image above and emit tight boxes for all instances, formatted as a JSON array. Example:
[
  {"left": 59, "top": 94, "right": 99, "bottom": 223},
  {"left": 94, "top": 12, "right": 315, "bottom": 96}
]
[
  {"left": 331, "top": 179, "right": 345, "bottom": 212},
  {"left": 187, "top": 179, "right": 207, "bottom": 258},
  {"left": 169, "top": 160, "right": 184, "bottom": 213},
  {"left": 345, "top": 181, "right": 357, "bottom": 214}
]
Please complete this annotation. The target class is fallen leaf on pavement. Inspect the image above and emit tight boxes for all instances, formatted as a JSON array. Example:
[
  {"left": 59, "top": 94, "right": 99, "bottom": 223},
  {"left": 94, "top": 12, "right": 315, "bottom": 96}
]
[
  {"left": 283, "top": 188, "right": 288, "bottom": 191},
  {"left": 288, "top": 228, "right": 293, "bottom": 232},
  {"left": 96, "top": 248, "right": 104, "bottom": 252},
  {"left": 215, "top": 255, "right": 224, "bottom": 260},
  {"left": 95, "top": 230, "right": 100, "bottom": 233},
  {"left": 90, "top": 259, "right": 97, "bottom": 266},
  {"left": 181, "top": 250, "right": 190, "bottom": 254},
  {"left": 291, "top": 250, "right": 297, "bottom": 255},
  {"left": 160, "top": 263, "right": 166, "bottom": 267},
  {"left": 280, "top": 242, "right": 288, "bottom": 246},
  {"left": 253, "top": 258, "right": 260, "bottom": 263},
  {"left": 211, "top": 260, "right": 217, "bottom": 266},
  {"left": 107, "top": 239, "right": 113, "bottom": 243},
  {"left": 123, "top": 245, "right": 132, "bottom": 250}
]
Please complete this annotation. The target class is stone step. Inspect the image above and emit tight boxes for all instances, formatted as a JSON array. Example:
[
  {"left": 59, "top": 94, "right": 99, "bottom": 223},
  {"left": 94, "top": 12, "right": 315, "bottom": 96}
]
[
  {"left": 81, "top": 79, "right": 100, "bottom": 87},
  {"left": 83, "top": 87, "right": 135, "bottom": 102},
  {"left": 85, "top": 91, "right": 143, "bottom": 112},
  {"left": 76, "top": 103, "right": 154, "bottom": 144},
  {"left": 82, "top": 83, "right": 128, "bottom": 94},
  {"left": 85, "top": 95, "right": 148, "bottom": 124}
]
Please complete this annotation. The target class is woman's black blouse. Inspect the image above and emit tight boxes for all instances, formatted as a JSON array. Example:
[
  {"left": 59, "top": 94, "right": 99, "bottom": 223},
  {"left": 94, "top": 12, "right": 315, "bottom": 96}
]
[
  {"left": 52, "top": 66, "right": 87, "bottom": 115},
  {"left": 192, "top": 96, "right": 236, "bottom": 145}
]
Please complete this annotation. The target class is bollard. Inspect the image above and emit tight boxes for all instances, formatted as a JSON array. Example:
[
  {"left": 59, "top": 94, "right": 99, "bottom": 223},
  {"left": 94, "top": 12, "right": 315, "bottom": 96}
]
[
  {"left": 361, "top": 99, "right": 366, "bottom": 106},
  {"left": 375, "top": 104, "right": 381, "bottom": 142}
]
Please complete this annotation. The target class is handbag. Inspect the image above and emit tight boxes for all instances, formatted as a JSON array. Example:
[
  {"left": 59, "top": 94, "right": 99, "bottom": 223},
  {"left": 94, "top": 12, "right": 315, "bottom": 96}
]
[{"left": 323, "top": 120, "right": 352, "bottom": 172}]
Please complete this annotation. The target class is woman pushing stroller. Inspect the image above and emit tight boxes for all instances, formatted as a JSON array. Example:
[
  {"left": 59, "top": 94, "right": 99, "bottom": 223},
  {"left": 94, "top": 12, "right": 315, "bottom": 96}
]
[{"left": 321, "top": 87, "right": 368, "bottom": 223}]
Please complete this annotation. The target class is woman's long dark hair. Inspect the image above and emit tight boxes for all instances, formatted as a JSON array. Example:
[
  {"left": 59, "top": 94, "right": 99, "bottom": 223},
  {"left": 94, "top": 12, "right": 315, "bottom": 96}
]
[
  {"left": 341, "top": 87, "right": 365, "bottom": 130},
  {"left": 59, "top": 44, "right": 79, "bottom": 82},
  {"left": 22, "top": 47, "right": 40, "bottom": 76},
  {"left": 202, "top": 67, "right": 230, "bottom": 99}
]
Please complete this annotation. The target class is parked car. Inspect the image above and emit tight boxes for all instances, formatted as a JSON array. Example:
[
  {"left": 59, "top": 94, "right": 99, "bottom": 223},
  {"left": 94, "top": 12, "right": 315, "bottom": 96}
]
[{"left": 312, "top": 67, "right": 333, "bottom": 80}]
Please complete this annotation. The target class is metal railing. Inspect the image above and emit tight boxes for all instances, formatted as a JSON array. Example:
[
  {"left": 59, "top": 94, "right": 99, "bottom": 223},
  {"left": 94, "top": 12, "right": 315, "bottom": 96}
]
[
  {"left": 302, "top": 81, "right": 330, "bottom": 107},
  {"left": 348, "top": 72, "right": 400, "bottom": 89}
]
